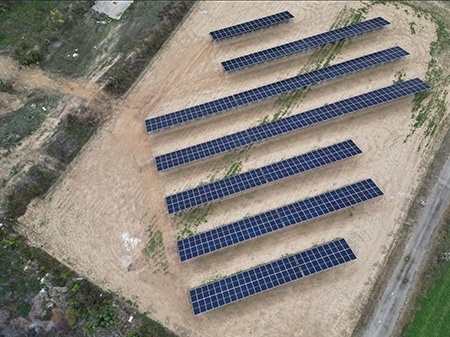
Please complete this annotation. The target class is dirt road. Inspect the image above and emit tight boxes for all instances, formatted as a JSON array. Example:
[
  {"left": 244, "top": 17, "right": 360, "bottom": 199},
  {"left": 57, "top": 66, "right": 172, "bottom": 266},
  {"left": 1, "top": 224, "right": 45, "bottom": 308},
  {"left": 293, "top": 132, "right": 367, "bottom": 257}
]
[{"left": 363, "top": 152, "right": 450, "bottom": 336}]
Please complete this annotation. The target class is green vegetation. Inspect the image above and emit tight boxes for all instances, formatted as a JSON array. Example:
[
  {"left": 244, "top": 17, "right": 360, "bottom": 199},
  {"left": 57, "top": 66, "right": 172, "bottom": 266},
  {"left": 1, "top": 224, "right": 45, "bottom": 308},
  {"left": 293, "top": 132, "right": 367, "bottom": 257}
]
[
  {"left": 0, "top": 1, "right": 94, "bottom": 67},
  {"left": 0, "top": 0, "right": 194, "bottom": 94},
  {"left": 409, "top": 21, "right": 417, "bottom": 34},
  {"left": 46, "top": 107, "right": 98, "bottom": 165},
  {"left": 269, "top": 3, "right": 371, "bottom": 122},
  {"left": 392, "top": 1, "right": 450, "bottom": 146},
  {"left": 223, "top": 161, "right": 243, "bottom": 179},
  {"left": 102, "top": 1, "right": 195, "bottom": 95},
  {"left": 6, "top": 164, "right": 59, "bottom": 220},
  {"left": 174, "top": 204, "right": 214, "bottom": 240},
  {"left": 0, "top": 78, "right": 14, "bottom": 93},
  {"left": 394, "top": 70, "right": 406, "bottom": 84},
  {"left": 16, "top": 302, "right": 32, "bottom": 317},
  {"left": 404, "top": 218, "right": 450, "bottom": 337},
  {"left": 0, "top": 89, "right": 60, "bottom": 149},
  {"left": 143, "top": 221, "right": 169, "bottom": 274}
]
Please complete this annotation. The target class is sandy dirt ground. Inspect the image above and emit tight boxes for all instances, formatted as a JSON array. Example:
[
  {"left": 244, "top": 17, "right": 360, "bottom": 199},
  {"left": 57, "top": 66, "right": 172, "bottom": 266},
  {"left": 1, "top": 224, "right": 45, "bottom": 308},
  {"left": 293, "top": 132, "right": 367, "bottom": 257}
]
[{"left": 21, "top": 2, "right": 438, "bottom": 336}]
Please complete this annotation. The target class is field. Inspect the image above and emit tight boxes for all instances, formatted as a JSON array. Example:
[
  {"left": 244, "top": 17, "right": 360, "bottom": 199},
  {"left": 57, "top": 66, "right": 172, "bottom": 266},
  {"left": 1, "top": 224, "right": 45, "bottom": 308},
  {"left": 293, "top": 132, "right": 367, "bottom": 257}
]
[
  {"left": 405, "top": 260, "right": 450, "bottom": 336},
  {"left": 19, "top": 2, "right": 445, "bottom": 336}
]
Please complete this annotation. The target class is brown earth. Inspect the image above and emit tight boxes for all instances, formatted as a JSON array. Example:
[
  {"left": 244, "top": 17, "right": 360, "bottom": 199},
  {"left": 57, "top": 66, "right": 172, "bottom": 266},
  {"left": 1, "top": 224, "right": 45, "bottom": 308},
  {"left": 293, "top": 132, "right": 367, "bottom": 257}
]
[{"left": 19, "top": 2, "right": 439, "bottom": 337}]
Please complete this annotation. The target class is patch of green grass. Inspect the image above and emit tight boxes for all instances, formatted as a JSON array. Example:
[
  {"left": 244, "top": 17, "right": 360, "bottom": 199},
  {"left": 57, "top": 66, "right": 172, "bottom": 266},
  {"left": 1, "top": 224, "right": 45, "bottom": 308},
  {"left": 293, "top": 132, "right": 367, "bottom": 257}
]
[
  {"left": 271, "top": 3, "right": 371, "bottom": 121},
  {"left": 393, "top": 70, "right": 406, "bottom": 84},
  {"left": 409, "top": 21, "right": 416, "bottom": 34},
  {"left": 404, "top": 218, "right": 450, "bottom": 337},
  {"left": 16, "top": 302, "right": 31, "bottom": 317},
  {"left": 0, "top": 78, "right": 14, "bottom": 93},
  {"left": 0, "top": 89, "right": 60, "bottom": 149},
  {"left": 174, "top": 204, "right": 214, "bottom": 240},
  {"left": 0, "top": 1, "right": 92, "bottom": 65},
  {"left": 143, "top": 221, "right": 169, "bottom": 274},
  {"left": 258, "top": 115, "right": 269, "bottom": 125},
  {"left": 223, "top": 161, "right": 242, "bottom": 179}
]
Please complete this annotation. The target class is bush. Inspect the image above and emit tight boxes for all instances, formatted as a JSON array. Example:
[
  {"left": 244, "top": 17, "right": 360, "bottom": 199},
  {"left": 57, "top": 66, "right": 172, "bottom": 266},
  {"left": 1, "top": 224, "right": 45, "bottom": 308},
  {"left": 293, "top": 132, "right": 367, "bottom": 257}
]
[
  {"left": 0, "top": 78, "right": 14, "bottom": 93},
  {"left": 46, "top": 111, "right": 97, "bottom": 165},
  {"left": 6, "top": 164, "right": 59, "bottom": 220},
  {"left": 14, "top": 42, "right": 45, "bottom": 66},
  {"left": 16, "top": 302, "right": 31, "bottom": 318}
]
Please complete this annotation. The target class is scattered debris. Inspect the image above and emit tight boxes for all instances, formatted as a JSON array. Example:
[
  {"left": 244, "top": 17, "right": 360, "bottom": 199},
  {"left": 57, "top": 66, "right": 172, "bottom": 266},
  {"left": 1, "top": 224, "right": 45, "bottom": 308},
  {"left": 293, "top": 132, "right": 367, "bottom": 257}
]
[{"left": 441, "top": 252, "right": 450, "bottom": 261}]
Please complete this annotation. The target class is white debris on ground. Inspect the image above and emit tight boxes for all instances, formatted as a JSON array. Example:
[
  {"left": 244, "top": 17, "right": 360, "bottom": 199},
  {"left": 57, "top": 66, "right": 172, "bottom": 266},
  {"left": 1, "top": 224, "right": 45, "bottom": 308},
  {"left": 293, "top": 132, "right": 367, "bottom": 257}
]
[
  {"left": 121, "top": 232, "right": 140, "bottom": 251},
  {"left": 92, "top": 0, "right": 134, "bottom": 20}
]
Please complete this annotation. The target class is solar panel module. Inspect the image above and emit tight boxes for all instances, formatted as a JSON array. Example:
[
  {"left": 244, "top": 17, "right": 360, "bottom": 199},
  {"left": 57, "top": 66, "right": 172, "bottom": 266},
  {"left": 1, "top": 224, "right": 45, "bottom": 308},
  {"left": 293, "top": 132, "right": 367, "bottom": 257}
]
[
  {"left": 166, "top": 140, "right": 362, "bottom": 214},
  {"left": 155, "top": 78, "right": 430, "bottom": 171},
  {"left": 222, "top": 17, "right": 390, "bottom": 73},
  {"left": 190, "top": 238, "right": 356, "bottom": 315},
  {"left": 145, "top": 46, "right": 409, "bottom": 133},
  {"left": 178, "top": 179, "right": 383, "bottom": 262},
  {"left": 209, "top": 11, "right": 294, "bottom": 42}
]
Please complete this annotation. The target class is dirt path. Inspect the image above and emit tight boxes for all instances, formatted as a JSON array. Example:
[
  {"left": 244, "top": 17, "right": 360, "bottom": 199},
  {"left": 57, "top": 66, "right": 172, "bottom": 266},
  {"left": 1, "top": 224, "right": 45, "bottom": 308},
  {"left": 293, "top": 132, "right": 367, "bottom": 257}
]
[{"left": 362, "top": 151, "right": 450, "bottom": 336}]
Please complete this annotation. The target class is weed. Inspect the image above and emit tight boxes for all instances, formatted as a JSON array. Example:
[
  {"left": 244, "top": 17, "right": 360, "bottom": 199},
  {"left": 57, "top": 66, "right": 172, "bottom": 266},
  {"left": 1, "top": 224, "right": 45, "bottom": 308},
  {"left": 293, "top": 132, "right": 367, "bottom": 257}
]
[
  {"left": 143, "top": 221, "right": 169, "bottom": 274},
  {"left": 16, "top": 302, "right": 31, "bottom": 317},
  {"left": 46, "top": 108, "right": 98, "bottom": 165},
  {"left": 0, "top": 89, "right": 59, "bottom": 149},
  {"left": 0, "top": 78, "right": 14, "bottom": 93},
  {"left": 174, "top": 204, "right": 214, "bottom": 240},
  {"left": 223, "top": 161, "right": 242, "bottom": 178},
  {"left": 409, "top": 21, "right": 416, "bottom": 34},
  {"left": 102, "top": 1, "right": 194, "bottom": 95},
  {"left": 5, "top": 164, "right": 59, "bottom": 220},
  {"left": 393, "top": 70, "right": 406, "bottom": 84}
]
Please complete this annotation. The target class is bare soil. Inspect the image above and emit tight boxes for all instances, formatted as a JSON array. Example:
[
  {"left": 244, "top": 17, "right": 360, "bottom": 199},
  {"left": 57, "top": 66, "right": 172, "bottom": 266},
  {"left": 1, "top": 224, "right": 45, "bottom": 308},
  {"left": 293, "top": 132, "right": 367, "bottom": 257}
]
[{"left": 19, "top": 2, "right": 439, "bottom": 337}]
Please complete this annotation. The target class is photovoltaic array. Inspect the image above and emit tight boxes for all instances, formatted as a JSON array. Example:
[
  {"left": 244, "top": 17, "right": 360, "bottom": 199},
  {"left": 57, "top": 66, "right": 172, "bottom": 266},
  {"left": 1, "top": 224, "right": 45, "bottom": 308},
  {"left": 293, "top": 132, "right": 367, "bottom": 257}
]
[
  {"left": 155, "top": 78, "right": 430, "bottom": 171},
  {"left": 178, "top": 179, "right": 382, "bottom": 262},
  {"left": 209, "top": 11, "right": 294, "bottom": 42},
  {"left": 145, "top": 46, "right": 409, "bottom": 133},
  {"left": 222, "top": 17, "right": 390, "bottom": 73},
  {"left": 166, "top": 140, "right": 361, "bottom": 214},
  {"left": 190, "top": 238, "right": 356, "bottom": 315}
]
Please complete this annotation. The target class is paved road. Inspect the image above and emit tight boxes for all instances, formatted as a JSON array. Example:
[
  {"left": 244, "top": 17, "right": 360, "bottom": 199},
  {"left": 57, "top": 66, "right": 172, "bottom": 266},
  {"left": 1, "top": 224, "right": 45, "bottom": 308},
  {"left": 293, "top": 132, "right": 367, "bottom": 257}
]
[{"left": 363, "top": 153, "right": 450, "bottom": 337}]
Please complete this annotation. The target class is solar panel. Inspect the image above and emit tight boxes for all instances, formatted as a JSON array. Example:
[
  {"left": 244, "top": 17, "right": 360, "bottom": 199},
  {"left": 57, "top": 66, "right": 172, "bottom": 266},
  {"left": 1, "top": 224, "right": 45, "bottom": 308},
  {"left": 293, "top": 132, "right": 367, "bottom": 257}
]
[
  {"left": 222, "top": 17, "right": 390, "bottom": 73},
  {"left": 145, "top": 46, "right": 409, "bottom": 133},
  {"left": 178, "top": 179, "right": 382, "bottom": 262},
  {"left": 166, "top": 140, "right": 361, "bottom": 214},
  {"left": 190, "top": 238, "right": 356, "bottom": 315},
  {"left": 155, "top": 78, "right": 430, "bottom": 171},
  {"left": 209, "top": 11, "right": 294, "bottom": 42}
]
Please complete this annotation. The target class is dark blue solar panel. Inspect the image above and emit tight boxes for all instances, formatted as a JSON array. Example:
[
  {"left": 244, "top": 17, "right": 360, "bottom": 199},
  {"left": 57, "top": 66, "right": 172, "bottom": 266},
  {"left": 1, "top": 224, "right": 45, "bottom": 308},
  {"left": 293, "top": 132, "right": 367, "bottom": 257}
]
[
  {"left": 155, "top": 78, "right": 430, "bottom": 171},
  {"left": 166, "top": 140, "right": 361, "bottom": 214},
  {"left": 146, "top": 46, "right": 409, "bottom": 133},
  {"left": 222, "top": 17, "right": 390, "bottom": 72},
  {"left": 210, "top": 11, "right": 294, "bottom": 41},
  {"left": 178, "top": 179, "right": 382, "bottom": 262},
  {"left": 190, "top": 238, "right": 356, "bottom": 315}
]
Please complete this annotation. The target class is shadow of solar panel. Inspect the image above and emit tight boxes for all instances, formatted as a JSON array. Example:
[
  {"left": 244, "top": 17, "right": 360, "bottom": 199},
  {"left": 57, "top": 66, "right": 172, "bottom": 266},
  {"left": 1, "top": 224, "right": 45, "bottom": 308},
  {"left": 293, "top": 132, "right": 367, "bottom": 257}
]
[
  {"left": 210, "top": 11, "right": 294, "bottom": 42},
  {"left": 178, "top": 179, "right": 382, "bottom": 263},
  {"left": 166, "top": 140, "right": 361, "bottom": 214},
  {"left": 189, "top": 238, "right": 356, "bottom": 315},
  {"left": 145, "top": 46, "right": 409, "bottom": 133},
  {"left": 155, "top": 78, "right": 430, "bottom": 171}
]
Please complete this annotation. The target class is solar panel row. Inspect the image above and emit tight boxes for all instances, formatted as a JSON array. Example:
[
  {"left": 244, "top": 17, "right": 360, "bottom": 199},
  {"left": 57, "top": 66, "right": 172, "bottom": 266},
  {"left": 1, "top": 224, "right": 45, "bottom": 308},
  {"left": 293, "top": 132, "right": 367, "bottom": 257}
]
[
  {"left": 155, "top": 78, "right": 429, "bottom": 171},
  {"left": 145, "top": 46, "right": 408, "bottom": 133},
  {"left": 190, "top": 238, "right": 356, "bottom": 315},
  {"left": 210, "top": 11, "right": 294, "bottom": 42},
  {"left": 222, "top": 17, "right": 390, "bottom": 72},
  {"left": 166, "top": 140, "right": 361, "bottom": 214},
  {"left": 178, "top": 179, "right": 383, "bottom": 262}
]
